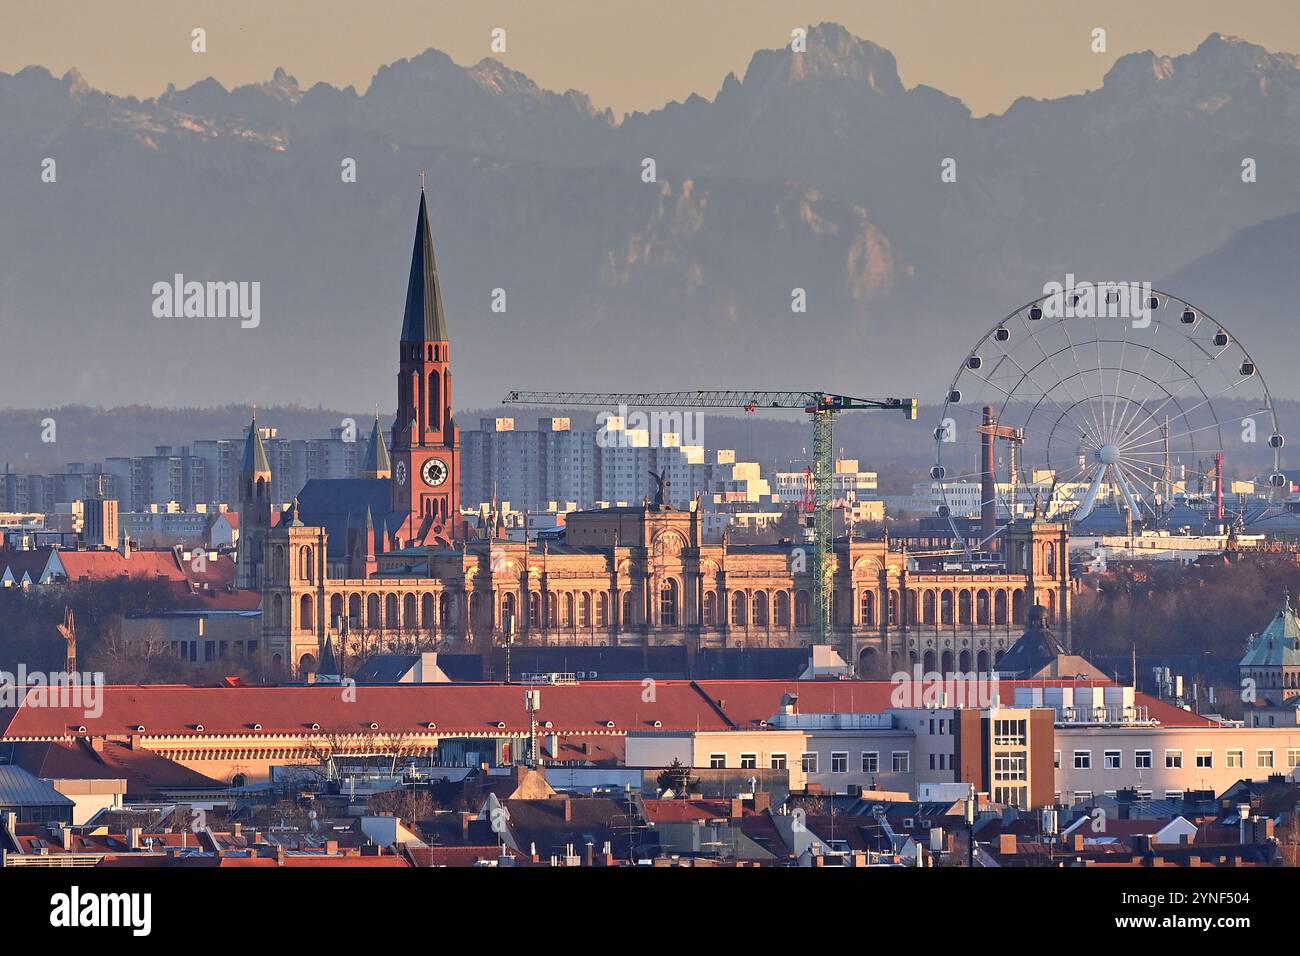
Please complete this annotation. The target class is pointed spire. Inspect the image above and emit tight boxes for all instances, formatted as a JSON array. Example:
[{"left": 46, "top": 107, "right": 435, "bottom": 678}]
[
  {"left": 319, "top": 631, "right": 339, "bottom": 678},
  {"left": 362, "top": 411, "right": 392, "bottom": 479},
  {"left": 241, "top": 407, "right": 271, "bottom": 477},
  {"left": 401, "top": 187, "right": 448, "bottom": 343}
]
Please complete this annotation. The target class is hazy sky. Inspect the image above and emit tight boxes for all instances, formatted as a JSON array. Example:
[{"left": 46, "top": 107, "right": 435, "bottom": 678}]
[{"left": 5, "top": 0, "right": 1300, "bottom": 117}]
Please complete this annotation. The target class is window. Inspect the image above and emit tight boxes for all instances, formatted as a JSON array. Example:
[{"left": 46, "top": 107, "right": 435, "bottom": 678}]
[
  {"left": 1135, "top": 750, "right": 1152, "bottom": 769},
  {"left": 1104, "top": 750, "right": 1121, "bottom": 770},
  {"left": 892, "top": 751, "right": 910, "bottom": 773},
  {"left": 709, "top": 753, "right": 726, "bottom": 769},
  {"left": 1165, "top": 750, "right": 1182, "bottom": 769},
  {"left": 1258, "top": 749, "right": 1275, "bottom": 769},
  {"left": 801, "top": 752, "right": 818, "bottom": 773},
  {"left": 770, "top": 753, "right": 787, "bottom": 770},
  {"left": 739, "top": 753, "right": 757, "bottom": 770},
  {"left": 831, "top": 752, "right": 848, "bottom": 774},
  {"left": 1074, "top": 750, "right": 1091, "bottom": 770},
  {"left": 994, "top": 755, "right": 1027, "bottom": 781},
  {"left": 1164, "top": 790, "right": 1183, "bottom": 800},
  {"left": 1195, "top": 750, "right": 1213, "bottom": 769},
  {"left": 1053, "top": 750, "right": 1061, "bottom": 769},
  {"left": 1227, "top": 749, "right": 1244, "bottom": 769},
  {"left": 862, "top": 751, "right": 879, "bottom": 773},
  {"left": 1288, "top": 749, "right": 1300, "bottom": 770},
  {"left": 993, "top": 718, "right": 1027, "bottom": 746}
]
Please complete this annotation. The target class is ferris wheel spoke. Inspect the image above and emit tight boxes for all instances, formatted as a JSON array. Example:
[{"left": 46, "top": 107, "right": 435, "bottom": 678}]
[
  {"left": 1120, "top": 374, "right": 1251, "bottom": 453},
  {"left": 1027, "top": 318, "right": 1110, "bottom": 447},
  {"left": 990, "top": 340, "right": 1104, "bottom": 449},
  {"left": 1121, "top": 419, "right": 1226, "bottom": 454},
  {"left": 1112, "top": 352, "right": 1179, "bottom": 443}
]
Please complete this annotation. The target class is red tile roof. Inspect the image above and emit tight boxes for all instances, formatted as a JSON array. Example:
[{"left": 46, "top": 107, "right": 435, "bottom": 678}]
[{"left": 0, "top": 679, "right": 1214, "bottom": 743}]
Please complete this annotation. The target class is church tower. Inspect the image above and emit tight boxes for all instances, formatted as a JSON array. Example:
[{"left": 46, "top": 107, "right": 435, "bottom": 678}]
[
  {"left": 390, "top": 186, "right": 461, "bottom": 544},
  {"left": 236, "top": 410, "right": 272, "bottom": 588}
]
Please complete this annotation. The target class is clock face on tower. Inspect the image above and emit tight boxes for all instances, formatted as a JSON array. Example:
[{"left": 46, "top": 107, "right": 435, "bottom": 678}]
[
  {"left": 421, "top": 457, "right": 449, "bottom": 487},
  {"left": 394, "top": 461, "right": 407, "bottom": 486}
]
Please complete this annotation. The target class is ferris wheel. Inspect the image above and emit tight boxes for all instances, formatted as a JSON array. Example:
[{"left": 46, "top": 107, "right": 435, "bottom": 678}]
[{"left": 931, "top": 286, "right": 1285, "bottom": 551}]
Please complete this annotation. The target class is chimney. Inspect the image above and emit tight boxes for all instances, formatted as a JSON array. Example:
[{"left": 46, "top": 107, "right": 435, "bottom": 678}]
[
  {"left": 325, "top": 840, "right": 338, "bottom": 856},
  {"left": 232, "top": 822, "right": 242, "bottom": 839},
  {"left": 998, "top": 833, "right": 1017, "bottom": 855},
  {"left": 127, "top": 827, "right": 141, "bottom": 851},
  {"left": 752, "top": 791, "right": 771, "bottom": 813},
  {"left": 729, "top": 798, "right": 744, "bottom": 820},
  {"left": 562, "top": 797, "right": 572, "bottom": 822},
  {"left": 460, "top": 812, "right": 473, "bottom": 838}
]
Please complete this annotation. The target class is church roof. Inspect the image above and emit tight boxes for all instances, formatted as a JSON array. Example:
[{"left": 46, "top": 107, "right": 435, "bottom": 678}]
[
  {"left": 400, "top": 189, "right": 448, "bottom": 344},
  {"left": 364, "top": 415, "right": 391, "bottom": 475},
  {"left": 996, "top": 605, "right": 1068, "bottom": 678},
  {"left": 1240, "top": 594, "right": 1300, "bottom": 667},
  {"left": 294, "top": 478, "right": 393, "bottom": 559},
  {"left": 240, "top": 413, "right": 270, "bottom": 477}
]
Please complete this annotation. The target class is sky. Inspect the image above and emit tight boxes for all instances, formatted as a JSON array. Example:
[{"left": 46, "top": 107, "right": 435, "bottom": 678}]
[{"left": 5, "top": 0, "right": 1300, "bottom": 117}]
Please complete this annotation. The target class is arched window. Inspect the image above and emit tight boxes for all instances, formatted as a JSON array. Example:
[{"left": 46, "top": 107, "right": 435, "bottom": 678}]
[
  {"left": 529, "top": 591, "right": 541, "bottom": 628},
  {"left": 440, "top": 592, "right": 456, "bottom": 629},
  {"left": 923, "top": 590, "right": 936, "bottom": 625},
  {"left": 385, "top": 593, "right": 399, "bottom": 629},
  {"left": 976, "top": 589, "right": 990, "bottom": 625},
  {"left": 1012, "top": 589, "right": 1025, "bottom": 624},
  {"left": 1045, "top": 590, "right": 1056, "bottom": 624},
  {"left": 428, "top": 370, "right": 441, "bottom": 431},
  {"left": 907, "top": 590, "right": 918, "bottom": 624},
  {"left": 367, "top": 594, "right": 381, "bottom": 629},
  {"left": 348, "top": 593, "right": 362, "bottom": 627},
  {"left": 860, "top": 590, "right": 876, "bottom": 626},
  {"left": 731, "top": 591, "right": 747, "bottom": 627},
  {"left": 660, "top": 580, "right": 678, "bottom": 627},
  {"left": 329, "top": 593, "right": 343, "bottom": 625},
  {"left": 422, "top": 593, "right": 435, "bottom": 629},
  {"left": 564, "top": 593, "right": 575, "bottom": 627},
  {"left": 300, "top": 545, "right": 313, "bottom": 582},
  {"left": 502, "top": 592, "right": 517, "bottom": 631},
  {"left": 994, "top": 590, "right": 1007, "bottom": 625},
  {"left": 1045, "top": 543, "right": 1056, "bottom": 577},
  {"left": 299, "top": 593, "right": 313, "bottom": 631},
  {"left": 596, "top": 592, "right": 609, "bottom": 627},
  {"left": 621, "top": 591, "right": 635, "bottom": 627},
  {"left": 404, "top": 593, "right": 417, "bottom": 629},
  {"left": 579, "top": 593, "right": 592, "bottom": 628},
  {"left": 941, "top": 590, "right": 954, "bottom": 625},
  {"left": 888, "top": 589, "right": 900, "bottom": 626},
  {"left": 958, "top": 590, "right": 972, "bottom": 625},
  {"left": 754, "top": 591, "right": 768, "bottom": 626},
  {"left": 272, "top": 593, "right": 284, "bottom": 629},
  {"left": 548, "top": 592, "right": 559, "bottom": 628},
  {"left": 774, "top": 591, "right": 790, "bottom": 627},
  {"left": 702, "top": 590, "right": 717, "bottom": 626},
  {"left": 794, "top": 590, "right": 810, "bottom": 628}
]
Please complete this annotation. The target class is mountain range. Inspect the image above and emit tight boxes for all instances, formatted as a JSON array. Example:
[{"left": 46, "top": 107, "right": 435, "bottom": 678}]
[{"left": 2, "top": 23, "right": 1298, "bottom": 443}]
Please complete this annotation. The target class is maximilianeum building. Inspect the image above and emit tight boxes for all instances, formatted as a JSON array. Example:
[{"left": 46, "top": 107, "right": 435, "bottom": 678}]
[{"left": 245, "top": 190, "right": 1074, "bottom": 678}]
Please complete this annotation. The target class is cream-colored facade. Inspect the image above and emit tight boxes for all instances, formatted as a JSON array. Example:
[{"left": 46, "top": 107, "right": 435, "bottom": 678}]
[
  {"left": 1055, "top": 724, "right": 1300, "bottom": 802},
  {"left": 261, "top": 506, "right": 1073, "bottom": 680}
]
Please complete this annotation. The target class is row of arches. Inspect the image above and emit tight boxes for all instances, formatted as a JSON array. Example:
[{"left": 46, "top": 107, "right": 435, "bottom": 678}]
[{"left": 270, "top": 583, "right": 1056, "bottom": 634}]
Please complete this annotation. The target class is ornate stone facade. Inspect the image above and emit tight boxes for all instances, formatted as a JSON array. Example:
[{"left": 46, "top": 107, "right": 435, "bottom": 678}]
[{"left": 250, "top": 190, "right": 1072, "bottom": 676}]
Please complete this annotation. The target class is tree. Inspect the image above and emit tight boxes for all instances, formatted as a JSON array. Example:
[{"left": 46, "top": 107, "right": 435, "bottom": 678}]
[{"left": 657, "top": 759, "right": 697, "bottom": 797}]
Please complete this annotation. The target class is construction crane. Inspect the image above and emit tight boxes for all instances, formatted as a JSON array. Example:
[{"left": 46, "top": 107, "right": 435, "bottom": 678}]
[{"left": 502, "top": 390, "right": 917, "bottom": 642}]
